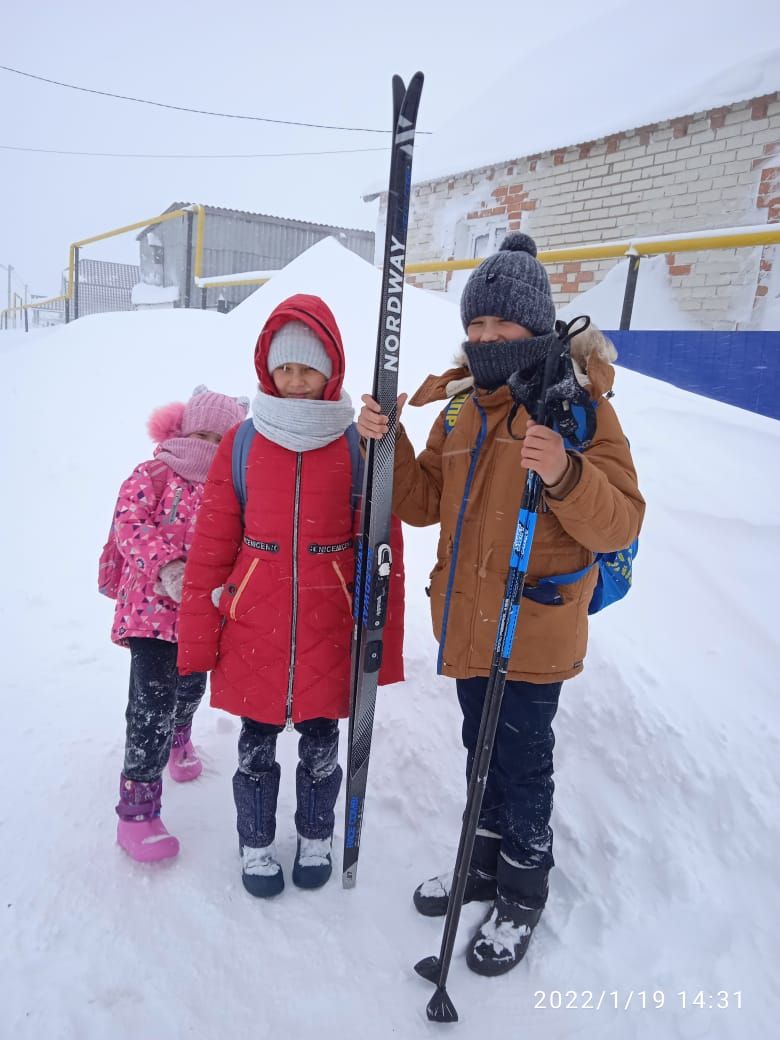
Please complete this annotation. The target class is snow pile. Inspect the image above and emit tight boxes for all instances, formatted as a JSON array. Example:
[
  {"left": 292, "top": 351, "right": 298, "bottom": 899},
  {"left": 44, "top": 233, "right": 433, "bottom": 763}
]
[
  {"left": 0, "top": 238, "right": 778, "bottom": 1038},
  {"left": 131, "top": 283, "right": 180, "bottom": 306},
  {"left": 555, "top": 253, "right": 780, "bottom": 331},
  {"left": 760, "top": 294, "right": 780, "bottom": 329},
  {"left": 226, "top": 237, "right": 464, "bottom": 418},
  {"left": 557, "top": 256, "right": 699, "bottom": 330}
]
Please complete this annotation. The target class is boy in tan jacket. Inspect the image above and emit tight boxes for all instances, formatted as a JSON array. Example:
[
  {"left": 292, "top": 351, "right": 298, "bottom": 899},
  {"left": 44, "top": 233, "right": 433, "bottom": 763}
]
[{"left": 358, "top": 233, "right": 644, "bottom": 976}]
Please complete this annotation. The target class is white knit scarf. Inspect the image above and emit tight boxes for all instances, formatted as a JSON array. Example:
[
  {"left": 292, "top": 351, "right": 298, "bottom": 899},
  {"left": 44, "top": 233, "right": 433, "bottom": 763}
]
[{"left": 251, "top": 389, "right": 355, "bottom": 452}]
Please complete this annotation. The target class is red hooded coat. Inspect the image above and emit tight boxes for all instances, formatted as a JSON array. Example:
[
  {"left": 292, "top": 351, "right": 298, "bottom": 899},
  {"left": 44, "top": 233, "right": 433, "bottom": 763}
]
[{"left": 177, "top": 294, "right": 404, "bottom": 724}]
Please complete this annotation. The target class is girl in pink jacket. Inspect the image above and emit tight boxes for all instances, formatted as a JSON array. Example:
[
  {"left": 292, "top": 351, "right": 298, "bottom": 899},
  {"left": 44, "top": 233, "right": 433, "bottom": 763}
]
[{"left": 107, "top": 386, "right": 248, "bottom": 863}]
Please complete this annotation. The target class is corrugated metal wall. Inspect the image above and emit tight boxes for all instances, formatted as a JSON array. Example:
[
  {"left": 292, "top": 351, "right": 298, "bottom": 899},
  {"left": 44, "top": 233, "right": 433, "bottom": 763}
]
[{"left": 139, "top": 207, "right": 374, "bottom": 311}]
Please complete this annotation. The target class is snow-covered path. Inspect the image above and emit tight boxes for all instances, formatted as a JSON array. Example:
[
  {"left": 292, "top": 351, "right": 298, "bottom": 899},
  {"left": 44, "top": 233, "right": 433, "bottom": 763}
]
[{"left": 1, "top": 242, "right": 777, "bottom": 1038}]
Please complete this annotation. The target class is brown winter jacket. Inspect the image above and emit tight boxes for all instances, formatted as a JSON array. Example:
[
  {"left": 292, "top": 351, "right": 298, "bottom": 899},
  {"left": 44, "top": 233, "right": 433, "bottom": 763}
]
[{"left": 392, "top": 333, "right": 645, "bottom": 683}]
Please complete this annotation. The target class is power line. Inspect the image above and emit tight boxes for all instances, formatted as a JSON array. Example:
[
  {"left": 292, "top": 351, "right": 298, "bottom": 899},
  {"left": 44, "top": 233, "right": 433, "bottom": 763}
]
[
  {"left": 0, "top": 64, "right": 431, "bottom": 134},
  {"left": 1, "top": 143, "right": 390, "bottom": 159}
]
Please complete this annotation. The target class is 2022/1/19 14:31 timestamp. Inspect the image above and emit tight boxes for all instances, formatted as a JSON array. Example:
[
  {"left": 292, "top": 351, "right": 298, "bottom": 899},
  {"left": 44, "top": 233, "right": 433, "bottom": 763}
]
[{"left": 533, "top": 991, "right": 743, "bottom": 1010}]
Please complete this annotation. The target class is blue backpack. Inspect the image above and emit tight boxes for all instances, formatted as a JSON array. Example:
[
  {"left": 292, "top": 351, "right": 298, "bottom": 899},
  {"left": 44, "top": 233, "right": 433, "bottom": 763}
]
[
  {"left": 230, "top": 419, "right": 364, "bottom": 514},
  {"left": 443, "top": 391, "right": 637, "bottom": 615}
]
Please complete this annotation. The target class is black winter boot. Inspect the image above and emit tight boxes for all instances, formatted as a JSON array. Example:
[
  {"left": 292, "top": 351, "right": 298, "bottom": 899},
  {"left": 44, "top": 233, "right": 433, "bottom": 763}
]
[
  {"left": 466, "top": 857, "right": 549, "bottom": 976},
  {"left": 233, "top": 764, "right": 284, "bottom": 898},
  {"left": 413, "top": 832, "right": 500, "bottom": 917},
  {"left": 292, "top": 834, "right": 333, "bottom": 889},
  {"left": 292, "top": 759, "right": 342, "bottom": 889}
]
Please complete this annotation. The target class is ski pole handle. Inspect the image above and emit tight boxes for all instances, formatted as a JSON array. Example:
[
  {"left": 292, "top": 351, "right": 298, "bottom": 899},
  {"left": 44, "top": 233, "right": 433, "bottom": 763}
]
[{"left": 534, "top": 338, "right": 565, "bottom": 426}]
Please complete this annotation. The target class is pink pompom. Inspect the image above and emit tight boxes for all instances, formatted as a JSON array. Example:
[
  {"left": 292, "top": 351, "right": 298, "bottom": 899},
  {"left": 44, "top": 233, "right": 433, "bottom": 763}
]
[{"left": 147, "top": 402, "right": 185, "bottom": 443}]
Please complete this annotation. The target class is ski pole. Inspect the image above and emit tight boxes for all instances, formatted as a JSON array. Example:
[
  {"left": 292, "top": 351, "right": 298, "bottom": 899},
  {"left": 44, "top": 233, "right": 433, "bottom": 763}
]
[{"left": 414, "top": 329, "right": 572, "bottom": 1024}]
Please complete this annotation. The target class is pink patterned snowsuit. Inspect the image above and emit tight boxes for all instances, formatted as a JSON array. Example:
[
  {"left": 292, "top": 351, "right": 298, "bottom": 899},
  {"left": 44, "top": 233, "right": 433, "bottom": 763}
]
[{"left": 111, "top": 461, "right": 204, "bottom": 646}]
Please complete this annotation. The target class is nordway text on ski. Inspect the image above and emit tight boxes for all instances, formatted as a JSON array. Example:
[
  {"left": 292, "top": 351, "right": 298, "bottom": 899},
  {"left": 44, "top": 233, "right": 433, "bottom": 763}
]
[{"left": 383, "top": 236, "right": 406, "bottom": 373}]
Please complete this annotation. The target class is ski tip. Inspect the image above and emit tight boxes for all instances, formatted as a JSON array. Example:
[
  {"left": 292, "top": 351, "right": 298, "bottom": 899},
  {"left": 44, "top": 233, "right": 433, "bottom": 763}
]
[
  {"left": 393, "top": 71, "right": 424, "bottom": 94},
  {"left": 342, "top": 870, "right": 357, "bottom": 890},
  {"left": 414, "top": 955, "right": 441, "bottom": 984},
  {"left": 426, "top": 987, "right": 459, "bottom": 1024}
]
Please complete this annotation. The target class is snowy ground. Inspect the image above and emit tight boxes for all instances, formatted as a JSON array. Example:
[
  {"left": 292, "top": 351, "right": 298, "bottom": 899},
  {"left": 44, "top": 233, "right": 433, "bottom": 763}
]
[{"left": 1, "top": 241, "right": 778, "bottom": 1038}]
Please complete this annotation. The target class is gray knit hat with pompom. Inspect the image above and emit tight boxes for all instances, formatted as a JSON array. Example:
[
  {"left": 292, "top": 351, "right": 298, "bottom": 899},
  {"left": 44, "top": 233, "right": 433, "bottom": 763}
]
[{"left": 460, "top": 232, "right": 555, "bottom": 335}]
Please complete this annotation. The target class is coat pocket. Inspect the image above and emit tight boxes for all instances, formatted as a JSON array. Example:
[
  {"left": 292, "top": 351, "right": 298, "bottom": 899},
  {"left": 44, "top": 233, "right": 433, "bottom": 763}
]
[
  {"left": 221, "top": 557, "right": 259, "bottom": 621},
  {"left": 303, "top": 536, "right": 355, "bottom": 618},
  {"left": 331, "top": 559, "right": 353, "bottom": 611},
  {"left": 428, "top": 534, "right": 453, "bottom": 582},
  {"left": 427, "top": 535, "right": 454, "bottom": 639}
]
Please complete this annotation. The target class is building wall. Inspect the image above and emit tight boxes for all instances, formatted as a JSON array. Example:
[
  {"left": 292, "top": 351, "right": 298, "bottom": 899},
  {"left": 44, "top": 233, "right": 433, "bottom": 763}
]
[
  {"left": 139, "top": 209, "right": 375, "bottom": 311},
  {"left": 383, "top": 93, "right": 780, "bottom": 330}
]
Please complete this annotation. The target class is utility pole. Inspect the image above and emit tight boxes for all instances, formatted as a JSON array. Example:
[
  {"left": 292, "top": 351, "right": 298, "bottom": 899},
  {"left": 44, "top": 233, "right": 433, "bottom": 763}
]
[{"left": 6, "top": 264, "right": 12, "bottom": 329}]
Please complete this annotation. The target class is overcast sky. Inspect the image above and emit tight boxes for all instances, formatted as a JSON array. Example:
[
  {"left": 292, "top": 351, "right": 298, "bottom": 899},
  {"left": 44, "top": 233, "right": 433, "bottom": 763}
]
[{"left": 2, "top": 0, "right": 778, "bottom": 298}]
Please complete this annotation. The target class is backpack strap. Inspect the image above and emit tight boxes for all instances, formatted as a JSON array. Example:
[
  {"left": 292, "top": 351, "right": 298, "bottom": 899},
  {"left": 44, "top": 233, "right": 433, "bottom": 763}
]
[
  {"left": 555, "top": 400, "right": 598, "bottom": 451},
  {"left": 442, "top": 391, "right": 471, "bottom": 436},
  {"left": 231, "top": 419, "right": 255, "bottom": 514},
  {"left": 345, "top": 423, "right": 364, "bottom": 514},
  {"left": 537, "top": 557, "right": 600, "bottom": 587},
  {"left": 231, "top": 420, "right": 363, "bottom": 517}
]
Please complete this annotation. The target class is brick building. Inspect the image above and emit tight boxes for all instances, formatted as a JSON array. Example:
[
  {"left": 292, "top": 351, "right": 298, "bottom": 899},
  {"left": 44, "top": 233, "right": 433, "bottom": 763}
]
[{"left": 372, "top": 91, "right": 780, "bottom": 330}]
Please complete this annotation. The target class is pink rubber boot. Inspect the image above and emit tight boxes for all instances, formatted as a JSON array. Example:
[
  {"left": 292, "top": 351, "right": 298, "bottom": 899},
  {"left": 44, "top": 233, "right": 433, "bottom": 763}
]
[
  {"left": 116, "top": 775, "right": 179, "bottom": 863},
  {"left": 168, "top": 724, "right": 203, "bottom": 783}
]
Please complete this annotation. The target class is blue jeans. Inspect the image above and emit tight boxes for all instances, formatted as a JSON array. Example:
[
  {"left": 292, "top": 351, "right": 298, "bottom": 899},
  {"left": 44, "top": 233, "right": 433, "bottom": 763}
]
[{"left": 457, "top": 676, "right": 562, "bottom": 870}]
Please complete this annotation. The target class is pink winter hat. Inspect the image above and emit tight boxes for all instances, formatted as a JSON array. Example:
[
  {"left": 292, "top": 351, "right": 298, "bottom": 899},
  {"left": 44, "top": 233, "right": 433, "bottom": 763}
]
[
  {"left": 182, "top": 385, "right": 249, "bottom": 437},
  {"left": 147, "top": 385, "right": 249, "bottom": 443}
]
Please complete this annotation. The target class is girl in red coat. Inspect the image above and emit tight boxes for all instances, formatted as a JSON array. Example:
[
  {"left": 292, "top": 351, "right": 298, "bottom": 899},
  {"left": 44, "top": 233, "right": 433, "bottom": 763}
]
[{"left": 178, "top": 294, "right": 404, "bottom": 898}]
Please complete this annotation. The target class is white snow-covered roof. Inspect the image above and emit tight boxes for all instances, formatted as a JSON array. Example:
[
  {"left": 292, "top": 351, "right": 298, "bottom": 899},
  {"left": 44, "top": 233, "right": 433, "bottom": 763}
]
[{"left": 370, "top": 2, "right": 780, "bottom": 193}]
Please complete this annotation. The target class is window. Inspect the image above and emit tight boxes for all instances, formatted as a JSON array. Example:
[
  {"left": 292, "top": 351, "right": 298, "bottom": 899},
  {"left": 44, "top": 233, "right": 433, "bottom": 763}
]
[
  {"left": 470, "top": 224, "right": 508, "bottom": 260},
  {"left": 472, "top": 233, "right": 489, "bottom": 259}
]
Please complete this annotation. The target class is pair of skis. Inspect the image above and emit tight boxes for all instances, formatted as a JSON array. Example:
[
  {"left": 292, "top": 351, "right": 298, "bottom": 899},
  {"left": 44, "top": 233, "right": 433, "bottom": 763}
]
[{"left": 342, "top": 72, "right": 424, "bottom": 889}]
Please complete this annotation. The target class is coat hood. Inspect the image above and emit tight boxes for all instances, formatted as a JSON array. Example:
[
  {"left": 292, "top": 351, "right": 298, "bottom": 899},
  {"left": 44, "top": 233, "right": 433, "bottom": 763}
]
[{"left": 254, "top": 294, "right": 346, "bottom": 401}]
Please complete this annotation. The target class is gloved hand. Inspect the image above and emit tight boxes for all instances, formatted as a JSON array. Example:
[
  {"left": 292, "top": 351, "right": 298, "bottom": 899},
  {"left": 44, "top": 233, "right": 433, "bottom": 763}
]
[
  {"left": 211, "top": 586, "right": 224, "bottom": 608},
  {"left": 158, "top": 559, "right": 186, "bottom": 603}
]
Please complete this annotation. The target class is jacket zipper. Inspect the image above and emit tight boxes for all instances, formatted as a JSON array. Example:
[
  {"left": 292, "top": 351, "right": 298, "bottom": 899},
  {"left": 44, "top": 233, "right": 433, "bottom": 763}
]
[
  {"left": 286, "top": 453, "right": 303, "bottom": 728},
  {"left": 165, "top": 487, "right": 183, "bottom": 524},
  {"left": 229, "top": 559, "right": 258, "bottom": 620}
]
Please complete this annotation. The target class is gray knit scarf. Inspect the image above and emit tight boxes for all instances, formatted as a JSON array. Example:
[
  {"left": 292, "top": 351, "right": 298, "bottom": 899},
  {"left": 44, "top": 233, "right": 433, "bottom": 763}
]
[{"left": 252, "top": 389, "right": 355, "bottom": 452}]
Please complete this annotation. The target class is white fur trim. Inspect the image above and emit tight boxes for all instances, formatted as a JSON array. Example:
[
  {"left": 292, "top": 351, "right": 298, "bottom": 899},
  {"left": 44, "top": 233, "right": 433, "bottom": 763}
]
[{"left": 445, "top": 375, "right": 475, "bottom": 397}]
